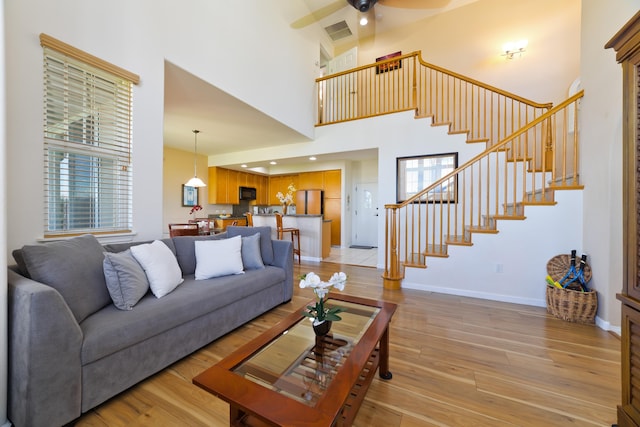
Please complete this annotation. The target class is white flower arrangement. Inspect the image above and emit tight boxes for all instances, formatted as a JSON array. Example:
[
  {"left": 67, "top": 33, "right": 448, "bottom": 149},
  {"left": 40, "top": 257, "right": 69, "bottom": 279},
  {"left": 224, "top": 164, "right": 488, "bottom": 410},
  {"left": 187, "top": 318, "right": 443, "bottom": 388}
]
[
  {"left": 299, "top": 271, "right": 347, "bottom": 323},
  {"left": 276, "top": 183, "right": 297, "bottom": 205}
]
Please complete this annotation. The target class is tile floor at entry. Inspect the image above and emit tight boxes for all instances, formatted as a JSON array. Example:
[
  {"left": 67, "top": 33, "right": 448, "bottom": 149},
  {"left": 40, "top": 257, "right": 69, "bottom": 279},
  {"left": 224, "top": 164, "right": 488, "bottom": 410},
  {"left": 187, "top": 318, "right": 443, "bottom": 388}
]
[{"left": 323, "top": 246, "right": 378, "bottom": 268}]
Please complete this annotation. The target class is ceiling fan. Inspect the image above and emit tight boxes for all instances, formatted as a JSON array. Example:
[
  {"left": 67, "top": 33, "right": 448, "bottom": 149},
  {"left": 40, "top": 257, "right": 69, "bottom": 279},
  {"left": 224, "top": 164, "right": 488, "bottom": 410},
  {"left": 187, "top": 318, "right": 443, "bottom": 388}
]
[{"left": 291, "top": 0, "right": 450, "bottom": 29}]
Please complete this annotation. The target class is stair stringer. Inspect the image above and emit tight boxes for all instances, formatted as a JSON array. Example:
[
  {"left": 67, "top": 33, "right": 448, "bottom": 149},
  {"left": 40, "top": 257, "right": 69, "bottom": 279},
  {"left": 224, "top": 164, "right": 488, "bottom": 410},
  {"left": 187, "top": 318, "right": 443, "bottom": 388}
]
[{"left": 401, "top": 189, "right": 583, "bottom": 307}]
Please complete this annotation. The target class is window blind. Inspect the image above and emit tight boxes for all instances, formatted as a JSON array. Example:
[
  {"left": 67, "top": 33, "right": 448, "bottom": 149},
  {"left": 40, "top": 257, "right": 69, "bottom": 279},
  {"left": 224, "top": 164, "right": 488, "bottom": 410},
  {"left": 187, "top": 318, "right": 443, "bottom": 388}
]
[{"left": 42, "top": 40, "right": 135, "bottom": 237}]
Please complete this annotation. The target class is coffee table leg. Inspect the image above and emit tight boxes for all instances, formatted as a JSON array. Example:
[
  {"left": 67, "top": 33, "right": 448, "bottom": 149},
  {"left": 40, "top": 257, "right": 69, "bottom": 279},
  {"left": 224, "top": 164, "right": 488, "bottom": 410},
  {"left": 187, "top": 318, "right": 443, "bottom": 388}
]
[
  {"left": 379, "top": 326, "right": 392, "bottom": 380},
  {"left": 230, "top": 405, "right": 246, "bottom": 424}
]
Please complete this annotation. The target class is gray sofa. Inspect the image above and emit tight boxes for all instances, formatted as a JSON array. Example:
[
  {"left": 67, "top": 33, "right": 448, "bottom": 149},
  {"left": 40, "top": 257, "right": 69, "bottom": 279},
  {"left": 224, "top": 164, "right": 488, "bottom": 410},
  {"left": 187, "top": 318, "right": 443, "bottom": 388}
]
[{"left": 7, "top": 226, "right": 293, "bottom": 427}]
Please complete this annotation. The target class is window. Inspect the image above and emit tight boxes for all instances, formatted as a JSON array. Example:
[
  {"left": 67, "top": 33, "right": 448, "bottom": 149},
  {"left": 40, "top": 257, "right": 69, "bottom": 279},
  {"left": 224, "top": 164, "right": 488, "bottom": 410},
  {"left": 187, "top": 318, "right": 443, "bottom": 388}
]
[
  {"left": 41, "top": 34, "right": 139, "bottom": 237},
  {"left": 396, "top": 152, "right": 458, "bottom": 203}
]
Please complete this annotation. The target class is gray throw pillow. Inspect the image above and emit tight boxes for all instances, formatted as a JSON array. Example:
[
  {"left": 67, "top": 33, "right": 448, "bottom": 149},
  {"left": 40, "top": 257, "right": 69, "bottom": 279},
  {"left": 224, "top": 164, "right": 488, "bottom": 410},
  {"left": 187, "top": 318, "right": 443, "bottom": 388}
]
[
  {"left": 103, "top": 249, "right": 150, "bottom": 310},
  {"left": 19, "top": 234, "right": 111, "bottom": 323},
  {"left": 226, "top": 226, "right": 274, "bottom": 265},
  {"left": 241, "top": 233, "right": 265, "bottom": 270}
]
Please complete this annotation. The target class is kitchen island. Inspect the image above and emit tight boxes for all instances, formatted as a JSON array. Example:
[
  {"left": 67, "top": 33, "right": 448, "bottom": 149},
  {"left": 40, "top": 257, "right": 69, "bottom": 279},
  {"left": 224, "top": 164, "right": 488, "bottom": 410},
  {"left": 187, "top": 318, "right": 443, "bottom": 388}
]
[{"left": 252, "top": 214, "right": 331, "bottom": 261}]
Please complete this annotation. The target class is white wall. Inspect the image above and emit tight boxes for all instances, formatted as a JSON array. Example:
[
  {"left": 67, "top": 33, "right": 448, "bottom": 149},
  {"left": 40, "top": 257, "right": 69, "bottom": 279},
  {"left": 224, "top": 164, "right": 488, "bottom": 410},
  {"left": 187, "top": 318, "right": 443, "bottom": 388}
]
[
  {"left": 404, "top": 190, "right": 583, "bottom": 307},
  {"left": 4, "top": 0, "right": 320, "bottom": 251},
  {"left": 580, "top": 0, "right": 640, "bottom": 331},
  {"left": 355, "top": 0, "right": 581, "bottom": 105}
]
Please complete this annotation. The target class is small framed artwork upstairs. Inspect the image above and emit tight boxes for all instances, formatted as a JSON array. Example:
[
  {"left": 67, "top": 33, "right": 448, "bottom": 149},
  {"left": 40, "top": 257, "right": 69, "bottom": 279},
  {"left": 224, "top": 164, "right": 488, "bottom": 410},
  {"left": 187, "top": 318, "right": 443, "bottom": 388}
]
[
  {"left": 375, "top": 51, "right": 402, "bottom": 74},
  {"left": 182, "top": 185, "right": 199, "bottom": 207}
]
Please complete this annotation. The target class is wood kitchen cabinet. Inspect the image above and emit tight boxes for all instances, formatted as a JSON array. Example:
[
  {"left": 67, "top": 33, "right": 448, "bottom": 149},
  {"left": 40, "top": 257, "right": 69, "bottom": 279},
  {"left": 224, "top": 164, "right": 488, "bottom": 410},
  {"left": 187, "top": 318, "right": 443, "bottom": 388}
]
[
  {"left": 210, "top": 167, "right": 269, "bottom": 205},
  {"left": 268, "top": 174, "right": 299, "bottom": 205},
  {"left": 606, "top": 11, "right": 640, "bottom": 427},
  {"left": 323, "top": 170, "right": 341, "bottom": 198},
  {"left": 208, "top": 167, "right": 229, "bottom": 204},
  {"left": 255, "top": 174, "right": 269, "bottom": 205},
  {"left": 298, "top": 171, "right": 323, "bottom": 190},
  {"left": 324, "top": 198, "right": 341, "bottom": 246},
  {"left": 213, "top": 217, "right": 247, "bottom": 232}
]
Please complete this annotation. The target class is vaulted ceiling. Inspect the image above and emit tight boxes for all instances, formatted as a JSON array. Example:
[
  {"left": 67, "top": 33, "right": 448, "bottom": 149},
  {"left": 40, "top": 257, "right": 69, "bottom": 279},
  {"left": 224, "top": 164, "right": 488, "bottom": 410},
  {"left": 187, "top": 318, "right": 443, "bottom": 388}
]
[{"left": 162, "top": 0, "right": 477, "bottom": 169}]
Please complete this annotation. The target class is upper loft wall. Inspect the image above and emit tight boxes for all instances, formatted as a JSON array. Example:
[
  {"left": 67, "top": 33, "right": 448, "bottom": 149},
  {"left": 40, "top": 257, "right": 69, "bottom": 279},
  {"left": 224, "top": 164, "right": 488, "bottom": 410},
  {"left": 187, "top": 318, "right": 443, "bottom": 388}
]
[
  {"left": 161, "top": 0, "right": 322, "bottom": 140},
  {"left": 353, "top": 0, "right": 580, "bottom": 105}
]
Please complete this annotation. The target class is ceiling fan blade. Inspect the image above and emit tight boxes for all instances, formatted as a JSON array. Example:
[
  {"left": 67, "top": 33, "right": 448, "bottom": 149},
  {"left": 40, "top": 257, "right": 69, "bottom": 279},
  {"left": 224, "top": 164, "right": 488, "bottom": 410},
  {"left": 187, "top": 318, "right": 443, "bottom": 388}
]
[
  {"left": 291, "top": 0, "right": 347, "bottom": 29},
  {"left": 378, "top": 0, "right": 452, "bottom": 9}
]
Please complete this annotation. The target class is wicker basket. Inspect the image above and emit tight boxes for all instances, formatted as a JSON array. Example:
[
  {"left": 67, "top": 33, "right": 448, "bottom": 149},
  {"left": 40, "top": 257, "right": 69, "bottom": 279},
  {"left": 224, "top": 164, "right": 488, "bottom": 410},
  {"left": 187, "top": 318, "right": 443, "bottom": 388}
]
[
  {"left": 545, "top": 286, "right": 597, "bottom": 324},
  {"left": 546, "top": 254, "right": 592, "bottom": 286}
]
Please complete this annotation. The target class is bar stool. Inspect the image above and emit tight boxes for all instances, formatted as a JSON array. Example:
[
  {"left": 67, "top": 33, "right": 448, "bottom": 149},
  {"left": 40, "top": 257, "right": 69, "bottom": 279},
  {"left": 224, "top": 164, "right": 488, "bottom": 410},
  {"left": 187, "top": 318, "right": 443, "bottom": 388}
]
[
  {"left": 275, "top": 213, "right": 300, "bottom": 264},
  {"left": 244, "top": 212, "right": 253, "bottom": 226}
]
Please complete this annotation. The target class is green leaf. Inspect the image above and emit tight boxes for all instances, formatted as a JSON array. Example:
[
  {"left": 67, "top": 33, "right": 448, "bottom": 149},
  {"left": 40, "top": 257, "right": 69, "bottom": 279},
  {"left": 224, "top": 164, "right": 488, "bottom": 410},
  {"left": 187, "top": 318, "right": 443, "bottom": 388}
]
[{"left": 325, "top": 313, "right": 343, "bottom": 321}]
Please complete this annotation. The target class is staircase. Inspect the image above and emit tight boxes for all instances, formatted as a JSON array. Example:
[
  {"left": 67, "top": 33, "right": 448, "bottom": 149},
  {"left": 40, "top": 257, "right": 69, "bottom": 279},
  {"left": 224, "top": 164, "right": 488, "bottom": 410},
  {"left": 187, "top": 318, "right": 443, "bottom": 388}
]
[{"left": 316, "top": 51, "right": 584, "bottom": 290}]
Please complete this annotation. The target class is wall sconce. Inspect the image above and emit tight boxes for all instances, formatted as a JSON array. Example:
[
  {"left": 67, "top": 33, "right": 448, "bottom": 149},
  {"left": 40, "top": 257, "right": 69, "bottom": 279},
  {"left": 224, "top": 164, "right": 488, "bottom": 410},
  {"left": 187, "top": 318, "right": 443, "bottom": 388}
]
[{"left": 502, "top": 40, "right": 528, "bottom": 59}]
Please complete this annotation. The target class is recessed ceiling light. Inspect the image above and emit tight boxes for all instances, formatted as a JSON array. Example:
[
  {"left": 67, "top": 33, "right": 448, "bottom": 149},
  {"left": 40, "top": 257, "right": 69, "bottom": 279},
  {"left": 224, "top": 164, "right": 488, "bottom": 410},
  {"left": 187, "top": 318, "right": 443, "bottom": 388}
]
[
  {"left": 270, "top": 161, "right": 277, "bottom": 165},
  {"left": 309, "top": 156, "right": 317, "bottom": 161},
  {"left": 241, "top": 164, "right": 247, "bottom": 168}
]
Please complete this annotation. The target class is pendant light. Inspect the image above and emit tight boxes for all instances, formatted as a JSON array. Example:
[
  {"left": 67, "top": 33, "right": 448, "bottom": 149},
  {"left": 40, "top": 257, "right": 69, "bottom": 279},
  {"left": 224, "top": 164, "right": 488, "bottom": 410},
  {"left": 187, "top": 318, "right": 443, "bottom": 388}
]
[{"left": 185, "top": 129, "right": 206, "bottom": 187}]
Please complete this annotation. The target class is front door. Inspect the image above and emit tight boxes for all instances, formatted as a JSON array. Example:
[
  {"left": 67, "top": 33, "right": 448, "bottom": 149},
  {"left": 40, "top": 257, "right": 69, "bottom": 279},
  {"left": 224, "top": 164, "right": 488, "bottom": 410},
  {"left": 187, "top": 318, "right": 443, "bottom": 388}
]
[{"left": 352, "top": 182, "right": 378, "bottom": 247}]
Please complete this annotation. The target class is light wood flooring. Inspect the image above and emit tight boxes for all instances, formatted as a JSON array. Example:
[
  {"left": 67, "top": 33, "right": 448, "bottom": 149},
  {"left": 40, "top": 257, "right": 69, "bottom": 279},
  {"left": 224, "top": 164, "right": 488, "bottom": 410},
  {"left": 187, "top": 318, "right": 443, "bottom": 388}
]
[{"left": 75, "top": 262, "right": 621, "bottom": 426}]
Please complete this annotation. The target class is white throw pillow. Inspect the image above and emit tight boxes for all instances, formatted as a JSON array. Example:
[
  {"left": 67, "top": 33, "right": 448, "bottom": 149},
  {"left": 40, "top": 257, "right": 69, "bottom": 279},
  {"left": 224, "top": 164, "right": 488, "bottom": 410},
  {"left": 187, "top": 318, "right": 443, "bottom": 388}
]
[
  {"left": 195, "top": 236, "right": 244, "bottom": 280},
  {"left": 130, "top": 240, "right": 184, "bottom": 298}
]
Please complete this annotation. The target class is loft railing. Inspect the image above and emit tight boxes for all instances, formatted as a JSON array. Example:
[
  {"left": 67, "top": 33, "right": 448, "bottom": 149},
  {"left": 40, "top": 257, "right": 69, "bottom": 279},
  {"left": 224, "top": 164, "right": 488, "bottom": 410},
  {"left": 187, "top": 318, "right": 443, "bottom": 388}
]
[
  {"left": 316, "top": 51, "right": 552, "bottom": 147},
  {"left": 381, "top": 91, "right": 584, "bottom": 289}
]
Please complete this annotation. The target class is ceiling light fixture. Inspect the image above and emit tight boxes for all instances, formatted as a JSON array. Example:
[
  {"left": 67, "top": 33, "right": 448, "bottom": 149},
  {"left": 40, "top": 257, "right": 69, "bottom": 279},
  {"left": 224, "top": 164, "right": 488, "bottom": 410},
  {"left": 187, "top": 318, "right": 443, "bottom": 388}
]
[
  {"left": 241, "top": 164, "right": 247, "bottom": 168},
  {"left": 502, "top": 40, "right": 528, "bottom": 59},
  {"left": 185, "top": 129, "right": 206, "bottom": 187},
  {"left": 270, "top": 161, "right": 277, "bottom": 165},
  {"left": 359, "top": 15, "right": 368, "bottom": 26},
  {"left": 309, "top": 156, "right": 317, "bottom": 161}
]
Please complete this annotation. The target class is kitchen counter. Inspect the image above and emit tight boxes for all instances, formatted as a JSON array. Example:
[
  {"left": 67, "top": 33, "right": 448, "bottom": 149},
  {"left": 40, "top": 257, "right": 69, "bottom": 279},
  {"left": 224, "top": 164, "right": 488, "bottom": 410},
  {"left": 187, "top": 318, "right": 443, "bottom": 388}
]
[{"left": 252, "top": 214, "right": 331, "bottom": 261}]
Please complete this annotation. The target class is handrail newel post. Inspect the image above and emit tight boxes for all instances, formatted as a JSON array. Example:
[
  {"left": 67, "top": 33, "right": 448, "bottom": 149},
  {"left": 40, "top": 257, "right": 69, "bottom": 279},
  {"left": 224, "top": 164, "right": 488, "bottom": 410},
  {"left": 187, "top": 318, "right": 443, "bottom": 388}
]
[{"left": 383, "top": 205, "right": 403, "bottom": 289}]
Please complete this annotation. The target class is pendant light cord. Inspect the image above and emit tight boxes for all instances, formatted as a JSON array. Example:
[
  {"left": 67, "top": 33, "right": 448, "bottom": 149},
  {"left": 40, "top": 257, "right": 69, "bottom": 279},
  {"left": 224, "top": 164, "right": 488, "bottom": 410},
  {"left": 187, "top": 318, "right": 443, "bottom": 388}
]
[{"left": 193, "top": 129, "right": 200, "bottom": 178}]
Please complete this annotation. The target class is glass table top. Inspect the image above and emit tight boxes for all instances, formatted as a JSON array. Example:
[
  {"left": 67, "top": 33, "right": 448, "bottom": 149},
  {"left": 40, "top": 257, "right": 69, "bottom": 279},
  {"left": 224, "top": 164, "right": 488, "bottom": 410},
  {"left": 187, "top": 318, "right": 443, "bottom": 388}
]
[{"left": 233, "top": 299, "right": 380, "bottom": 406}]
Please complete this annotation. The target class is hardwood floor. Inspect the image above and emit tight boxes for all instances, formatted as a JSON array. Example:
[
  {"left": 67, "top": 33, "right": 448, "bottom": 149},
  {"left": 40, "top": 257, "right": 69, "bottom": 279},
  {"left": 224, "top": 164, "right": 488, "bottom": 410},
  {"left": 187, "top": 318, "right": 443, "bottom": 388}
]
[{"left": 75, "top": 262, "right": 620, "bottom": 426}]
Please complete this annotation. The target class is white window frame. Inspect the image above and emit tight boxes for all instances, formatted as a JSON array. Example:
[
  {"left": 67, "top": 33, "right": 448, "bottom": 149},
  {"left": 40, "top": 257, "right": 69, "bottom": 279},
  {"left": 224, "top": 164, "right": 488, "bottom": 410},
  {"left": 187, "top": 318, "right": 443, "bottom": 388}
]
[{"left": 41, "top": 34, "right": 139, "bottom": 237}]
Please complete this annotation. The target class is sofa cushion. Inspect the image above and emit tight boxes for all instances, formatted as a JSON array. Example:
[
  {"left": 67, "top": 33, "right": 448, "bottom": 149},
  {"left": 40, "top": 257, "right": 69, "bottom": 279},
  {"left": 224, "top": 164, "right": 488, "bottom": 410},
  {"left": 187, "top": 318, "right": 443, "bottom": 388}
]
[
  {"left": 226, "top": 226, "right": 274, "bottom": 265},
  {"left": 80, "top": 266, "right": 286, "bottom": 364},
  {"left": 194, "top": 236, "right": 244, "bottom": 279},
  {"left": 103, "top": 238, "right": 176, "bottom": 256},
  {"left": 172, "top": 234, "right": 226, "bottom": 276},
  {"left": 103, "top": 249, "right": 150, "bottom": 310},
  {"left": 130, "top": 240, "right": 183, "bottom": 298},
  {"left": 18, "top": 234, "right": 111, "bottom": 323},
  {"left": 241, "top": 232, "right": 265, "bottom": 270}
]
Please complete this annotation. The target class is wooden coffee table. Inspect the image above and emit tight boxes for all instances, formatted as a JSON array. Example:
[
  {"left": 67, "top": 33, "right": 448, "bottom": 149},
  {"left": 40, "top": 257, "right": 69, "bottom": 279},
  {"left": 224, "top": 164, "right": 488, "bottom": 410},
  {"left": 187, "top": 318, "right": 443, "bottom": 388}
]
[{"left": 193, "top": 294, "right": 397, "bottom": 426}]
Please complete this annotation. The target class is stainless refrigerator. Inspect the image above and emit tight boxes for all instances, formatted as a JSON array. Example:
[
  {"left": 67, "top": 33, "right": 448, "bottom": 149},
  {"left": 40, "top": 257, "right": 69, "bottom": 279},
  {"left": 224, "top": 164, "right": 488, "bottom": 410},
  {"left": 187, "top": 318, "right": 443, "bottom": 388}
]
[{"left": 296, "top": 190, "right": 323, "bottom": 214}]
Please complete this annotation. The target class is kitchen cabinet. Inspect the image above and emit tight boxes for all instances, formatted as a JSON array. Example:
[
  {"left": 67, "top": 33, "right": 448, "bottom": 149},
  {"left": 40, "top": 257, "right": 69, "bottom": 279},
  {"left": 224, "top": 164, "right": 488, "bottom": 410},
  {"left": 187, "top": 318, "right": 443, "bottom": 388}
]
[
  {"left": 324, "top": 198, "right": 341, "bottom": 246},
  {"left": 209, "top": 167, "right": 229, "bottom": 204},
  {"left": 209, "top": 167, "right": 269, "bottom": 205},
  {"left": 213, "top": 217, "right": 247, "bottom": 232},
  {"left": 255, "top": 174, "right": 269, "bottom": 205},
  {"left": 298, "top": 171, "right": 324, "bottom": 190},
  {"left": 606, "top": 12, "right": 640, "bottom": 427},
  {"left": 323, "top": 169, "right": 341, "bottom": 198},
  {"left": 268, "top": 174, "right": 299, "bottom": 205}
]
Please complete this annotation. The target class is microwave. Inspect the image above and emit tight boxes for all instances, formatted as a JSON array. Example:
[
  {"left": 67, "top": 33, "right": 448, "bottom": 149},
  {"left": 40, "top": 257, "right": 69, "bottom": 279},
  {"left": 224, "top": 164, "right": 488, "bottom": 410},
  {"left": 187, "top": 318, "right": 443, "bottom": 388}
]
[{"left": 239, "top": 186, "right": 257, "bottom": 200}]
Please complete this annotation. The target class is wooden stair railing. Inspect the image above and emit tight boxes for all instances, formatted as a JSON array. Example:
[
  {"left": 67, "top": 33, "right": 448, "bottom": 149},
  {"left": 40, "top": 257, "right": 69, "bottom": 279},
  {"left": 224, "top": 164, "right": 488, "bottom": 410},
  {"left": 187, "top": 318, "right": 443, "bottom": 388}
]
[
  {"left": 382, "top": 90, "right": 584, "bottom": 290},
  {"left": 316, "top": 51, "right": 552, "bottom": 148}
]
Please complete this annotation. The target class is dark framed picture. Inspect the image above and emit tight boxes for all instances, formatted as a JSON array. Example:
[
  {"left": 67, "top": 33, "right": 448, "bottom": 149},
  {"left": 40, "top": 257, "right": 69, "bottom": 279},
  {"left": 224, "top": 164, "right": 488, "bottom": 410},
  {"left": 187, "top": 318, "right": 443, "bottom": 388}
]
[
  {"left": 376, "top": 51, "right": 402, "bottom": 74},
  {"left": 182, "top": 185, "right": 199, "bottom": 207},
  {"left": 396, "top": 152, "right": 458, "bottom": 203}
]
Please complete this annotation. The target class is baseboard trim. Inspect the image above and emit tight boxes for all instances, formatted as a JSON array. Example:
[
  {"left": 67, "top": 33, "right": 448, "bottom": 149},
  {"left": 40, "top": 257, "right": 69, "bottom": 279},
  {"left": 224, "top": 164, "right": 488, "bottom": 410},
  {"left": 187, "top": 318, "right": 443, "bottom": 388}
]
[{"left": 401, "top": 281, "right": 545, "bottom": 307}]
